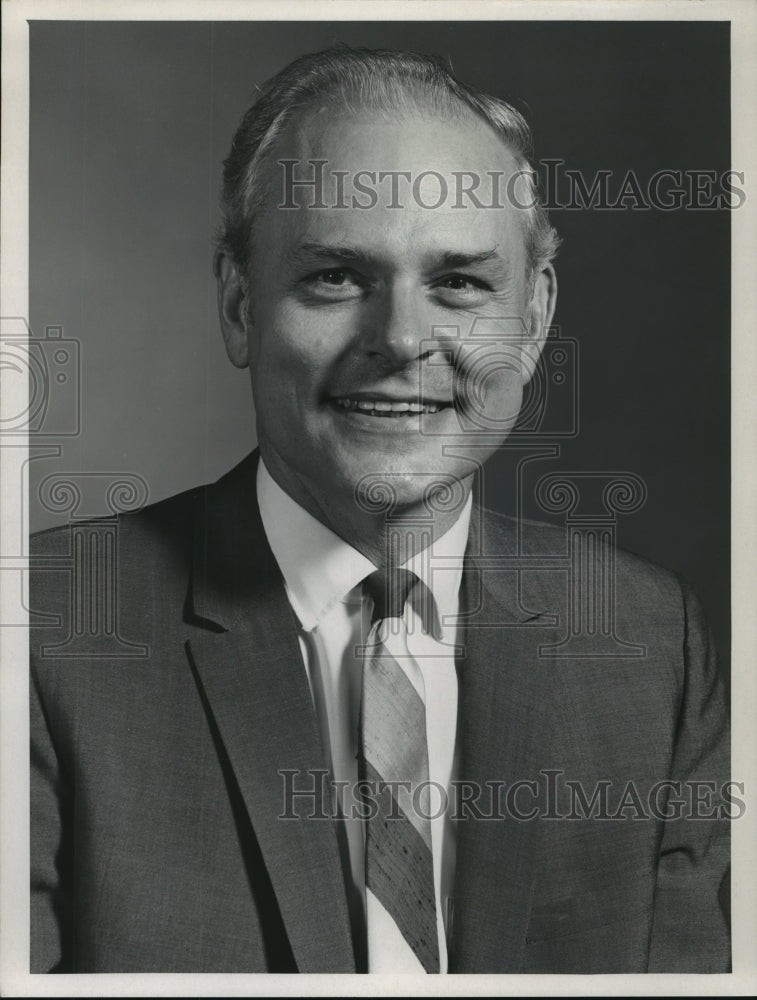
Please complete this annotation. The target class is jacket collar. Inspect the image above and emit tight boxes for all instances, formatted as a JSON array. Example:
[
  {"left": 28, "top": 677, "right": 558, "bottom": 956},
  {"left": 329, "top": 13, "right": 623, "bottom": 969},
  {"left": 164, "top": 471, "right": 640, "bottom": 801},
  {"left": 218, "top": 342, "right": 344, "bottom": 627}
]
[{"left": 188, "top": 451, "right": 272, "bottom": 631}]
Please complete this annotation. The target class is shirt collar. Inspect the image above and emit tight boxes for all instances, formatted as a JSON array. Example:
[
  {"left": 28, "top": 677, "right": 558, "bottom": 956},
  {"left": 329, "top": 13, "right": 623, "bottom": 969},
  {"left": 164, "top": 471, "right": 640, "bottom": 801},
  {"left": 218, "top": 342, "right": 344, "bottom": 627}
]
[
  {"left": 257, "top": 459, "right": 472, "bottom": 633},
  {"left": 403, "top": 494, "right": 471, "bottom": 630}
]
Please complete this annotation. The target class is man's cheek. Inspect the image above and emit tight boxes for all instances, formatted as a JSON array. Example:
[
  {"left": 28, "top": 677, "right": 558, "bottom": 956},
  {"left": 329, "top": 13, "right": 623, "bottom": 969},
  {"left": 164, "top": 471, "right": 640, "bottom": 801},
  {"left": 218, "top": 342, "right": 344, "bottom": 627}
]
[
  {"left": 495, "top": 374, "right": 524, "bottom": 419},
  {"left": 455, "top": 358, "right": 523, "bottom": 427},
  {"left": 270, "top": 310, "right": 343, "bottom": 367}
]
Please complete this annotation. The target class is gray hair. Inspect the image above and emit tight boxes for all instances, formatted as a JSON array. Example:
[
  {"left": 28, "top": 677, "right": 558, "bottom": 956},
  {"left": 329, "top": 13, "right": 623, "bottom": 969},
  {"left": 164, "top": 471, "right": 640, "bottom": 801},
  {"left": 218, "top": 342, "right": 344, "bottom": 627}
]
[{"left": 218, "top": 46, "right": 560, "bottom": 281}]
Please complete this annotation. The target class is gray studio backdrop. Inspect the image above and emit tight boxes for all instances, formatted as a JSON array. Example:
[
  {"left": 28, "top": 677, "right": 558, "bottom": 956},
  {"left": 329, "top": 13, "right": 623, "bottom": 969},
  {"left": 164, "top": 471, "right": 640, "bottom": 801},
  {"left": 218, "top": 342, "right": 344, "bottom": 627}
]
[{"left": 28, "top": 20, "right": 730, "bottom": 679}]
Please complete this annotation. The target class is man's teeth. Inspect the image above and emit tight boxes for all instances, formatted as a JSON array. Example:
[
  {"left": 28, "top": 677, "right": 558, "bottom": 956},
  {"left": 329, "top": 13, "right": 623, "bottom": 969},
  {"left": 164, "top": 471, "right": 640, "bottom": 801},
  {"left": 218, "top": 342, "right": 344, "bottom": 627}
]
[{"left": 335, "top": 399, "right": 443, "bottom": 415}]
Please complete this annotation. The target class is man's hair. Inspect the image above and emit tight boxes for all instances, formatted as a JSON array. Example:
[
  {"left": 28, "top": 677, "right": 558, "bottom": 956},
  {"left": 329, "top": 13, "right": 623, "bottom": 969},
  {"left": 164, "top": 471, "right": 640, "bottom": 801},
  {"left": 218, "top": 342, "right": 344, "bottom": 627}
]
[{"left": 218, "top": 45, "right": 560, "bottom": 282}]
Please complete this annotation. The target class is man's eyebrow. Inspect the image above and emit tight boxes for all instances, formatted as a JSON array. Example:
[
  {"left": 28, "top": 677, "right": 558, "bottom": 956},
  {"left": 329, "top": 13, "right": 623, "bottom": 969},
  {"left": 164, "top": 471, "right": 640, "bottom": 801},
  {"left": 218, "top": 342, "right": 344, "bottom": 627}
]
[
  {"left": 287, "top": 243, "right": 505, "bottom": 270},
  {"left": 436, "top": 248, "right": 502, "bottom": 269},
  {"left": 288, "top": 241, "right": 369, "bottom": 265}
]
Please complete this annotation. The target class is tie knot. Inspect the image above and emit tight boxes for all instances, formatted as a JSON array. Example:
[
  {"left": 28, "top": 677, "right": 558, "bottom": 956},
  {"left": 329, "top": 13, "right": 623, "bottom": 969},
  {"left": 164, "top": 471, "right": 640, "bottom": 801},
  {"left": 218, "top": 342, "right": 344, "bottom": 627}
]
[{"left": 364, "top": 567, "right": 417, "bottom": 623}]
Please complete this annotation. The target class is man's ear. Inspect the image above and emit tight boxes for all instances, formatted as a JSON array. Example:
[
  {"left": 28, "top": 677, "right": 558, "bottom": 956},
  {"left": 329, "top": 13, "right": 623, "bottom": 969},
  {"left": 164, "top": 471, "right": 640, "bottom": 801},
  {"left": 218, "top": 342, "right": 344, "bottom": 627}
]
[
  {"left": 214, "top": 249, "right": 250, "bottom": 369},
  {"left": 521, "top": 263, "right": 558, "bottom": 384}
]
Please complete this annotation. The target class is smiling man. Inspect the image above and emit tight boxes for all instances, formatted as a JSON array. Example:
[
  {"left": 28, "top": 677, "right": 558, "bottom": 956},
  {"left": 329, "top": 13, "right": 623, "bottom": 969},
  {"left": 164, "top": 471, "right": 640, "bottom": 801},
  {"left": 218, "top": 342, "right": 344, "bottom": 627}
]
[
  {"left": 30, "top": 47, "right": 730, "bottom": 975},
  {"left": 215, "top": 66, "right": 555, "bottom": 564}
]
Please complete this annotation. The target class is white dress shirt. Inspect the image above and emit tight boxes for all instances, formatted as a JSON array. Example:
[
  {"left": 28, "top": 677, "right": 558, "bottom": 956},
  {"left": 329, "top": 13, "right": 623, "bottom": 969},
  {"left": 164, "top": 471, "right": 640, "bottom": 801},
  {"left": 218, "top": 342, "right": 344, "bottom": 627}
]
[{"left": 257, "top": 460, "right": 471, "bottom": 973}]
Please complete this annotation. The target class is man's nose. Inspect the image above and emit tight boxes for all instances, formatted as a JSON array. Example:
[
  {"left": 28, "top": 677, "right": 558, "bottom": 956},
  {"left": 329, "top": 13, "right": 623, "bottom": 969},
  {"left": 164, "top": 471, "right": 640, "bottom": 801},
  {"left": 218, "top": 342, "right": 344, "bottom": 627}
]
[{"left": 362, "top": 282, "right": 435, "bottom": 366}]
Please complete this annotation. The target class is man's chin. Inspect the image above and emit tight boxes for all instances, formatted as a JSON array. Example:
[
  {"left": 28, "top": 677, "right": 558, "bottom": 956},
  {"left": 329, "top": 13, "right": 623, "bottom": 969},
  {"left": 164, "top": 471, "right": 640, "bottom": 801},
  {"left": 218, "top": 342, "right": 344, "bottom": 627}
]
[{"left": 345, "top": 460, "right": 473, "bottom": 521}]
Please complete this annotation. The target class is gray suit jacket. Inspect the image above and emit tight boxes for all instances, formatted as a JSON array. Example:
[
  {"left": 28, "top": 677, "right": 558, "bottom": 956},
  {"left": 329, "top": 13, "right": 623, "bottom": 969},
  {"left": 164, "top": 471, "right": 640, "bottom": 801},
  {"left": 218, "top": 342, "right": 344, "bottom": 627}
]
[{"left": 30, "top": 452, "right": 730, "bottom": 973}]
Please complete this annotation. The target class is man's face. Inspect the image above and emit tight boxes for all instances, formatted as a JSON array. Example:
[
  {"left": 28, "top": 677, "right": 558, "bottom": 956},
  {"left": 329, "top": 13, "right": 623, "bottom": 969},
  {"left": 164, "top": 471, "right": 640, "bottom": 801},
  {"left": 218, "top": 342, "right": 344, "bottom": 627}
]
[{"left": 219, "top": 104, "right": 555, "bottom": 521}]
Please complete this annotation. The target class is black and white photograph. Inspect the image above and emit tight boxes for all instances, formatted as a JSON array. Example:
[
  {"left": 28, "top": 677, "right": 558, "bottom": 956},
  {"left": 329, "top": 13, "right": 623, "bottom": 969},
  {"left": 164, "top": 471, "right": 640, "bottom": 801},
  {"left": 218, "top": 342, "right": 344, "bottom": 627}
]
[{"left": 1, "top": 0, "right": 756, "bottom": 994}]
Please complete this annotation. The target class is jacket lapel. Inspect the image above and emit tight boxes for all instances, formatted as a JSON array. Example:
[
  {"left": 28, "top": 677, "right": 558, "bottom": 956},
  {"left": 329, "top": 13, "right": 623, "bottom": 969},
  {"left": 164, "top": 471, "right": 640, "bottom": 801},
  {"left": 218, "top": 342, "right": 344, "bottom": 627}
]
[
  {"left": 180, "top": 457, "right": 557, "bottom": 973},
  {"left": 451, "top": 505, "right": 554, "bottom": 972},
  {"left": 184, "top": 453, "right": 356, "bottom": 972}
]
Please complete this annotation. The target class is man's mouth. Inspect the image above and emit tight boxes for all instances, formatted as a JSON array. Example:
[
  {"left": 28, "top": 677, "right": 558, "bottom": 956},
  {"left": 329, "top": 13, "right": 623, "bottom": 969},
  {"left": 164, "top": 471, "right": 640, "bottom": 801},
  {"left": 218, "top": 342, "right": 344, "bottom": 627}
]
[{"left": 332, "top": 397, "right": 450, "bottom": 417}]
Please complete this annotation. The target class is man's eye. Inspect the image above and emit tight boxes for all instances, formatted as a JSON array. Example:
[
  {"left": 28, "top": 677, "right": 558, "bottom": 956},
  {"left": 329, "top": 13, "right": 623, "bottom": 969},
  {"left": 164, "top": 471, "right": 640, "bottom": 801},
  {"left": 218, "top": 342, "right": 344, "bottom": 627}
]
[
  {"left": 313, "top": 268, "right": 364, "bottom": 288},
  {"left": 439, "top": 275, "right": 477, "bottom": 290},
  {"left": 434, "top": 273, "right": 492, "bottom": 304},
  {"left": 304, "top": 268, "right": 365, "bottom": 299},
  {"left": 318, "top": 269, "right": 352, "bottom": 286},
  {"left": 438, "top": 273, "right": 494, "bottom": 291}
]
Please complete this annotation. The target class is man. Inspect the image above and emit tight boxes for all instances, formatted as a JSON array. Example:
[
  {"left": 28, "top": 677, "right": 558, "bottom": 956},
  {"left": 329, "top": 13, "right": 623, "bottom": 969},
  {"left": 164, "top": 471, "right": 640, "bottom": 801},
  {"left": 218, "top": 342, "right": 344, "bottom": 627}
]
[{"left": 30, "top": 46, "right": 730, "bottom": 974}]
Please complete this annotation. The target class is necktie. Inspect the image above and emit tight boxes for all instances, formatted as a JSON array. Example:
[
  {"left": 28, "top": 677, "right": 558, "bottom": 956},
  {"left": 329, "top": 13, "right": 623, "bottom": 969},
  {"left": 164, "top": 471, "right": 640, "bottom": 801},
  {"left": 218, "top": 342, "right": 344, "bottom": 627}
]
[{"left": 358, "top": 568, "right": 441, "bottom": 974}]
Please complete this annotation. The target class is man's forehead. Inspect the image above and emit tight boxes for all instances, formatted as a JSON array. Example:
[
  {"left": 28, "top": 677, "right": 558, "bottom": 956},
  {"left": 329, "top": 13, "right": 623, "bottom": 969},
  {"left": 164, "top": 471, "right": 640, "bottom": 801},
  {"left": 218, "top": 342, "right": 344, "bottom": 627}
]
[
  {"left": 257, "top": 104, "right": 529, "bottom": 245},
  {"left": 264, "top": 184, "right": 523, "bottom": 267},
  {"left": 248, "top": 100, "right": 533, "bottom": 271},
  {"left": 274, "top": 101, "right": 519, "bottom": 176}
]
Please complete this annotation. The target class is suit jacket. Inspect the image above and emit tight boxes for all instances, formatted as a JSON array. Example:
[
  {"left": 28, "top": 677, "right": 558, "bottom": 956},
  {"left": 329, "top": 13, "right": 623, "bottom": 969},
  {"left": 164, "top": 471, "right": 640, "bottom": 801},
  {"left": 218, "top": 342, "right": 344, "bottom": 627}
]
[{"left": 30, "top": 451, "right": 730, "bottom": 973}]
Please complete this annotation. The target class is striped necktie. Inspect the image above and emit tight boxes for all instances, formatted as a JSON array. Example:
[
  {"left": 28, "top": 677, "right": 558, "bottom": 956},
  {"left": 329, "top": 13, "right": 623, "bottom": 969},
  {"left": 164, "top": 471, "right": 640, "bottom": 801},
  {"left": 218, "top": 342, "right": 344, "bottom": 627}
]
[{"left": 358, "top": 567, "right": 440, "bottom": 974}]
